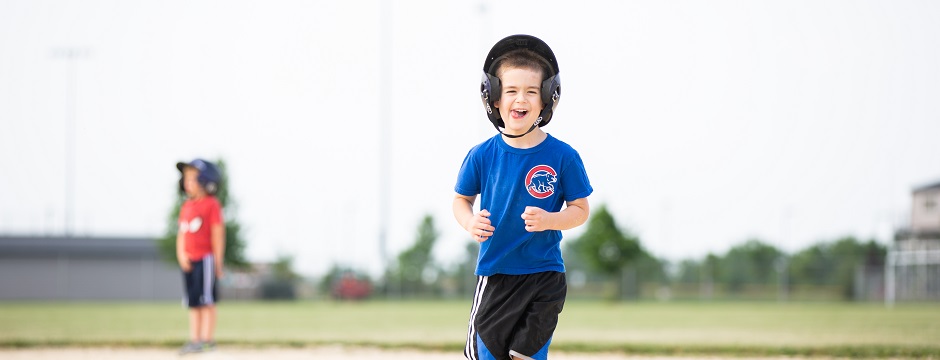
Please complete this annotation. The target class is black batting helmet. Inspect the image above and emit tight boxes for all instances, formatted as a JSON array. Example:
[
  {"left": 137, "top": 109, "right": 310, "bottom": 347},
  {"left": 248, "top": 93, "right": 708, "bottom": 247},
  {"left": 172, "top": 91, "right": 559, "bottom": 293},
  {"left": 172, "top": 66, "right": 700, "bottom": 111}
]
[
  {"left": 176, "top": 158, "right": 222, "bottom": 195},
  {"left": 480, "top": 34, "right": 561, "bottom": 138}
]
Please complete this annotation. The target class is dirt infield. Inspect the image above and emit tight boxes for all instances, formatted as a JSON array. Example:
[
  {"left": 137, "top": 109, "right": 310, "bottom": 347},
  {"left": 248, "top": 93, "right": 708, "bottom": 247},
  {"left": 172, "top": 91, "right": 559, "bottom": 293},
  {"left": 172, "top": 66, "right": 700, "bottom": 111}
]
[{"left": 0, "top": 346, "right": 788, "bottom": 360}]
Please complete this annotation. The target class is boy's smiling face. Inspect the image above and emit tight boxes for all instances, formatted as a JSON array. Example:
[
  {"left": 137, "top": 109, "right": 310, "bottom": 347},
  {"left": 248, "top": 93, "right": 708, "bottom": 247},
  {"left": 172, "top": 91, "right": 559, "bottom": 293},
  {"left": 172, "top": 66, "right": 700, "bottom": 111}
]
[{"left": 495, "top": 66, "right": 544, "bottom": 136}]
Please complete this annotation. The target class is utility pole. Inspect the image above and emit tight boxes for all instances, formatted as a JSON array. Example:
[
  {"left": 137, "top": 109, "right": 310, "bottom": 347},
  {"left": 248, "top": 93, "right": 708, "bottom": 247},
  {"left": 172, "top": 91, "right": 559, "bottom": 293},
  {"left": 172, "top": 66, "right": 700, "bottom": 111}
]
[
  {"left": 777, "top": 207, "right": 792, "bottom": 302},
  {"left": 378, "top": 0, "right": 392, "bottom": 296},
  {"left": 52, "top": 47, "right": 89, "bottom": 239}
]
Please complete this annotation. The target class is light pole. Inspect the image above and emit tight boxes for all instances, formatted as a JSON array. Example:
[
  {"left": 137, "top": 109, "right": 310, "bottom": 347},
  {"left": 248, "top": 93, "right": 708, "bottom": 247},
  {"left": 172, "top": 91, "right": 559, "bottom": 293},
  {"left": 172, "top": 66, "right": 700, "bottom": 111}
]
[
  {"left": 378, "top": 0, "right": 392, "bottom": 296},
  {"left": 52, "top": 47, "right": 89, "bottom": 238},
  {"left": 777, "top": 207, "right": 792, "bottom": 302}
]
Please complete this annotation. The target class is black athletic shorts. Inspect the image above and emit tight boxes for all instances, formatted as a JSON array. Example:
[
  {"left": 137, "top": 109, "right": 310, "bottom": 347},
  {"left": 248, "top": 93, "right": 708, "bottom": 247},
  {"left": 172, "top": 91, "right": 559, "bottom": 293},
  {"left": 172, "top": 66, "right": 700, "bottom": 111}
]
[
  {"left": 464, "top": 271, "right": 567, "bottom": 360},
  {"left": 182, "top": 255, "right": 218, "bottom": 308}
]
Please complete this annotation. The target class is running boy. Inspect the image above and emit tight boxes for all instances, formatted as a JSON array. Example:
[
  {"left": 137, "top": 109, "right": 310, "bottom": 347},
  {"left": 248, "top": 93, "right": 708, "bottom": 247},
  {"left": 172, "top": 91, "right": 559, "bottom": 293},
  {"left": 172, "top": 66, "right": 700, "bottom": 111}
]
[
  {"left": 175, "top": 159, "right": 225, "bottom": 354},
  {"left": 454, "top": 34, "right": 593, "bottom": 360}
]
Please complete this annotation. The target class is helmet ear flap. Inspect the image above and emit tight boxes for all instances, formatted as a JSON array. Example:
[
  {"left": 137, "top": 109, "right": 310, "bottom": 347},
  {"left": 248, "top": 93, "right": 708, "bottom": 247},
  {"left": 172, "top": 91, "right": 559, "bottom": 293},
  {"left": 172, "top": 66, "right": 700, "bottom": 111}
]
[
  {"left": 540, "top": 74, "right": 560, "bottom": 106},
  {"left": 537, "top": 73, "right": 561, "bottom": 127},
  {"left": 196, "top": 161, "right": 221, "bottom": 196},
  {"left": 204, "top": 182, "right": 218, "bottom": 195},
  {"left": 481, "top": 73, "right": 503, "bottom": 127}
]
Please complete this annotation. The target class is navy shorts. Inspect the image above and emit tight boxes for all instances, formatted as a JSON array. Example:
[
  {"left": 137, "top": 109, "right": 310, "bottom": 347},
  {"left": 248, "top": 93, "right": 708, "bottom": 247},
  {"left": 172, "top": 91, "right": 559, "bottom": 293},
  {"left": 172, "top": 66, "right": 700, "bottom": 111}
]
[
  {"left": 182, "top": 255, "right": 218, "bottom": 308},
  {"left": 465, "top": 271, "right": 567, "bottom": 360}
]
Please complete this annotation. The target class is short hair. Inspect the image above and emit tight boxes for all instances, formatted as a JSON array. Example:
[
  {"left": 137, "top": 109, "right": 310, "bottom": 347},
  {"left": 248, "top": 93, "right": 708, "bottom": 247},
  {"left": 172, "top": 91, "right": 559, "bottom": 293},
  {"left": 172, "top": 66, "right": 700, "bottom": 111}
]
[{"left": 494, "top": 49, "right": 552, "bottom": 82}]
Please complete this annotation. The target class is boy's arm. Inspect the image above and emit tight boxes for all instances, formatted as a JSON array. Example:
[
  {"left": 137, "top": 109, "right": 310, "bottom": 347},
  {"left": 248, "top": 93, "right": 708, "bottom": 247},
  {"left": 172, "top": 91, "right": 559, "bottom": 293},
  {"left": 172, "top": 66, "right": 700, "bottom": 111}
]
[
  {"left": 453, "top": 193, "right": 495, "bottom": 242},
  {"left": 176, "top": 231, "right": 191, "bottom": 272},
  {"left": 211, "top": 223, "right": 226, "bottom": 278},
  {"left": 521, "top": 197, "right": 590, "bottom": 232}
]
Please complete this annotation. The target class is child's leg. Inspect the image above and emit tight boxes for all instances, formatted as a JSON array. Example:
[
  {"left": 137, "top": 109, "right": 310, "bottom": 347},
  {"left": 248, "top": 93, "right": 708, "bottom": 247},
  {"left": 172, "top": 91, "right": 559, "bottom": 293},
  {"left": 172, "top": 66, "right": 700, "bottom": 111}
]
[
  {"left": 506, "top": 272, "right": 565, "bottom": 360},
  {"left": 199, "top": 305, "right": 216, "bottom": 342},
  {"left": 467, "top": 273, "right": 565, "bottom": 360},
  {"left": 188, "top": 308, "right": 201, "bottom": 342}
]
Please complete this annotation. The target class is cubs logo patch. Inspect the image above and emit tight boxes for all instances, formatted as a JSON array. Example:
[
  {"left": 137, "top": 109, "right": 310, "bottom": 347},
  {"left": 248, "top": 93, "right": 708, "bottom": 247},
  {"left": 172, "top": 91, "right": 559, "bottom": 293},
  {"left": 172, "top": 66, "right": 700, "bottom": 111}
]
[{"left": 525, "top": 165, "right": 557, "bottom": 199}]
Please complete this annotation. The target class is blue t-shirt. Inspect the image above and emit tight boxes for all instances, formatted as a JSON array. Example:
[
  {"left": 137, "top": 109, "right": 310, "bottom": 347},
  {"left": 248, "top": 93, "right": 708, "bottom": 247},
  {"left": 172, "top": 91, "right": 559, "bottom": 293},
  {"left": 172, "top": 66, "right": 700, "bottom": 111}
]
[{"left": 455, "top": 133, "right": 593, "bottom": 276}]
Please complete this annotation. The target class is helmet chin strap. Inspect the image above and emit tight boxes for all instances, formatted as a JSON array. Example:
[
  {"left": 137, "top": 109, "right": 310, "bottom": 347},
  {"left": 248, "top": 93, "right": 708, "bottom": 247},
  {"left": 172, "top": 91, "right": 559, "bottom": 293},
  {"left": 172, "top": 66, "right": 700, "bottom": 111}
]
[{"left": 494, "top": 116, "right": 543, "bottom": 139}]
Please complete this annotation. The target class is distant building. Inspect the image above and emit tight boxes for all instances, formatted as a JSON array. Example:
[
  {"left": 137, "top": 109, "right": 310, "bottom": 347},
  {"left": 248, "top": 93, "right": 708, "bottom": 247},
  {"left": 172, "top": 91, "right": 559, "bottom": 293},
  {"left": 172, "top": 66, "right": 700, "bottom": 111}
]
[
  {"left": 887, "top": 180, "right": 940, "bottom": 304},
  {"left": 0, "top": 235, "right": 181, "bottom": 301},
  {"left": 910, "top": 181, "right": 940, "bottom": 237}
]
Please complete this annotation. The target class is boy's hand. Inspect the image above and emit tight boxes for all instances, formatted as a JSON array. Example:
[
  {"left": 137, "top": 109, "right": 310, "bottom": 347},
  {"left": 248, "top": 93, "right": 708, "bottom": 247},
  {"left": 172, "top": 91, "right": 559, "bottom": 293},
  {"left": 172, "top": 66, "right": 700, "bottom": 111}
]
[
  {"left": 465, "top": 209, "right": 496, "bottom": 243},
  {"left": 180, "top": 259, "right": 192, "bottom": 273},
  {"left": 521, "top": 206, "right": 550, "bottom": 232}
]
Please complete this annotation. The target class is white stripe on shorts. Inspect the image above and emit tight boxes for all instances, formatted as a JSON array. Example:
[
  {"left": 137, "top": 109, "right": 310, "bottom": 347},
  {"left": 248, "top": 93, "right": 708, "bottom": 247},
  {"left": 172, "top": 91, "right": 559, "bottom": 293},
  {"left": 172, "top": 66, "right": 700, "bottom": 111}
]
[
  {"left": 465, "top": 275, "right": 488, "bottom": 360},
  {"left": 203, "top": 254, "right": 215, "bottom": 305}
]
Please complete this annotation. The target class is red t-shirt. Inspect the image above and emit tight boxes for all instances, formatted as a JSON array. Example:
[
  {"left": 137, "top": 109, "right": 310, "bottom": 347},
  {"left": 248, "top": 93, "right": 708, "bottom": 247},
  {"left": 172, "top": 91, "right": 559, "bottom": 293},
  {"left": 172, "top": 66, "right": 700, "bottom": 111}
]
[{"left": 178, "top": 196, "right": 223, "bottom": 260}]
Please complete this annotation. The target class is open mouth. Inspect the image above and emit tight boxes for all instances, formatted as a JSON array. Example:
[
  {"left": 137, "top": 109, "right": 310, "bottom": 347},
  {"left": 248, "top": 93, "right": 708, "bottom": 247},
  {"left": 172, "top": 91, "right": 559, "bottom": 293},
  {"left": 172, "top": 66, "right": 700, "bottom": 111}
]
[{"left": 510, "top": 109, "right": 528, "bottom": 119}]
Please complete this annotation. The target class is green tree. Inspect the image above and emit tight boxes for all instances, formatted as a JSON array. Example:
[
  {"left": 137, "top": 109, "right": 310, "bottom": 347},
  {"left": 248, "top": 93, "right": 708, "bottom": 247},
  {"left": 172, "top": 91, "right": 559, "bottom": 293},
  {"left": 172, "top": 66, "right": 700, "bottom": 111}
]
[
  {"left": 788, "top": 236, "right": 886, "bottom": 300},
  {"left": 675, "top": 253, "right": 720, "bottom": 299},
  {"left": 568, "top": 204, "right": 642, "bottom": 300},
  {"left": 389, "top": 214, "right": 439, "bottom": 296},
  {"left": 676, "top": 259, "right": 702, "bottom": 284},
  {"left": 719, "top": 239, "right": 782, "bottom": 292},
  {"left": 157, "top": 158, "right": 249, "bottom": 269},
  {"left": 788, "top": 243, "right": 833, "bottom": 286}
]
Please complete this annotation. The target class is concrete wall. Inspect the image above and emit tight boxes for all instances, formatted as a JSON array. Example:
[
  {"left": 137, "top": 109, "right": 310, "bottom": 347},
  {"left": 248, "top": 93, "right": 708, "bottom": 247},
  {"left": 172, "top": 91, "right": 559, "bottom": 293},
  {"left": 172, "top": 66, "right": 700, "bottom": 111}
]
[{"left": 0, "top": 236, "right": 182, "bottom": 301}]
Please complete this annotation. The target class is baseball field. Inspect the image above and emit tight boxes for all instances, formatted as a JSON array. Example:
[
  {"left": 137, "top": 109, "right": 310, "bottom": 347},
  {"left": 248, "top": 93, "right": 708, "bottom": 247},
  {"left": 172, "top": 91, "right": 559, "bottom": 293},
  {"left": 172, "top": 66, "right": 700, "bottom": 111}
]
[{"left": 1, "top": 300, "right": 938, "bottom": 359}]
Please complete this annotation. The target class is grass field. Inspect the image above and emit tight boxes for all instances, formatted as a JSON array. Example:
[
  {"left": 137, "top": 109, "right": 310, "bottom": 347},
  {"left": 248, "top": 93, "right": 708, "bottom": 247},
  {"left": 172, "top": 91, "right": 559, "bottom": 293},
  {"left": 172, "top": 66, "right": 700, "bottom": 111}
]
[{"left": 1, "top": 300, "right": 938, "bottom": 358}]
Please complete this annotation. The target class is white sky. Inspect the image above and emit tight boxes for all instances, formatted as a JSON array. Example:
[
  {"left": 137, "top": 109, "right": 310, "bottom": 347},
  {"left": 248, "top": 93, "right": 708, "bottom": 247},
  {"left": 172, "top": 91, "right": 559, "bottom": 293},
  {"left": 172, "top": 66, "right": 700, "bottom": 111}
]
[{"left": 1, "top": 0, "right": 939, "bottom": 277}]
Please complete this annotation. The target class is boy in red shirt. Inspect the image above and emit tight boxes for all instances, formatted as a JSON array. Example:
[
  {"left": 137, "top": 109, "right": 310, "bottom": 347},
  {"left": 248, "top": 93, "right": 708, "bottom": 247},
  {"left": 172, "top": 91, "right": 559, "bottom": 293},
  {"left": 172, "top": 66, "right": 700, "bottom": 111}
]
[{"left": 175, "top": 159, "right": 225, "bottom": 354}]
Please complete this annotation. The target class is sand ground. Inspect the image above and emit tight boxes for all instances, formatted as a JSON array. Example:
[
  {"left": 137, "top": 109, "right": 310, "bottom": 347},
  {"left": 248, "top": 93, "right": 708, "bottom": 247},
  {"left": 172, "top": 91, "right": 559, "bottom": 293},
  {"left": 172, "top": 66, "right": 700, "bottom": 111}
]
[{"left": 0, "top": 346, "right": 801, "bottom": 360}]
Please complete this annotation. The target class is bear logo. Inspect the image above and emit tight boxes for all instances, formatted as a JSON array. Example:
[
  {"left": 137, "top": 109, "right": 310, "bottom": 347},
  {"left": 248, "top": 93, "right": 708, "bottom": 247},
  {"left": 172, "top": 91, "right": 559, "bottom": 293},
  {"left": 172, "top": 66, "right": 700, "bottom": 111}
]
[{"left": 525, "top": 165, "right": 557, "bottom": 199}]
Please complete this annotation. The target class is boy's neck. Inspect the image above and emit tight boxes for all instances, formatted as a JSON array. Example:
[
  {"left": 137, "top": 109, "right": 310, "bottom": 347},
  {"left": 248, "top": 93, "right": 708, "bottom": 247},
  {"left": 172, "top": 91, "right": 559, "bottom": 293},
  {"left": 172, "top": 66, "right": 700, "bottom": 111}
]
[{"left": 501, "top": 128, "right": 547, "bottom": 149}]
